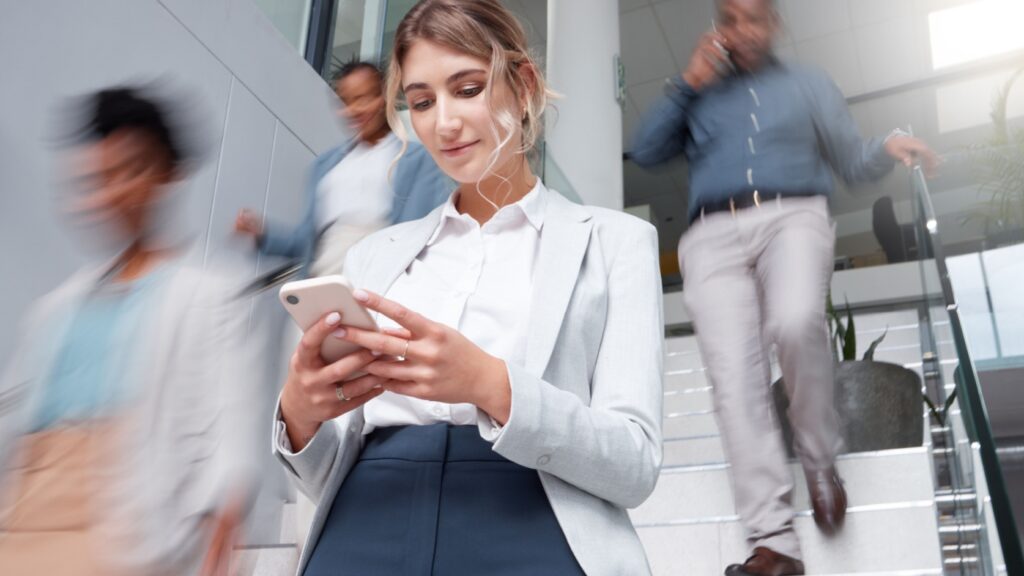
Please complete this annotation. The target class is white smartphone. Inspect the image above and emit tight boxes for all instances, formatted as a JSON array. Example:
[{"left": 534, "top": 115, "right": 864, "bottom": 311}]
[
  {"left": 279, "top": 275, "right": 379, "bottom": 364},
  {"left": 711, "top": 20, "right": 736, "bottom": 75}
]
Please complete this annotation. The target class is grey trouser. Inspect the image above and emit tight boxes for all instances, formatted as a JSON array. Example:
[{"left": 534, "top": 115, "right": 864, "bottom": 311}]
[{"left": 678, "top": 195, "right": 841, "bottom": 560}]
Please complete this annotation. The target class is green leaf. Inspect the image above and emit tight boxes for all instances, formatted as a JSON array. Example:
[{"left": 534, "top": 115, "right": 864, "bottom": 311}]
[
  {"left": 942, "top": 388, "right": 958, "bottom": 419},
  {"left": 863, "top": 326, "right": 889, "bottom": 361},
  {"left": 842, "top": 299, "right": 857, "bottom": 362},
  {"left": 923, "top": 394, "right": 944, "bottom": 426}
]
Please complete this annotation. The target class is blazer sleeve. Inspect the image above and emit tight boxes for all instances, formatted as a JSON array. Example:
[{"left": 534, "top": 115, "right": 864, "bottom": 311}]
[
  {"left": 487, "top": 223, "right": 664, "bottom": 509},
  {"left": 389, "top": 145, "right": 452, "bottom": 224},
  {"left": 630, "top": 77, "right": 697, "bottom": 168},
  {"left": 806, "top": 69, "right": 895, "bottom": 185},
  {"left": 270, "top": 237, "right": 375, "bottom": 502},
  {"left": 257, "top": 154, "right": 328, "bottom": 260},
  {"left": 0, "top": 310, "right": 39, "bottom": 483}
]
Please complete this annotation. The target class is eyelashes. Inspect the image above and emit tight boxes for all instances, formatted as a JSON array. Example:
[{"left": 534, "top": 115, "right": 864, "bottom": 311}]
[{"left": 409, "top": 84, "right": 485, "bottom": 112}]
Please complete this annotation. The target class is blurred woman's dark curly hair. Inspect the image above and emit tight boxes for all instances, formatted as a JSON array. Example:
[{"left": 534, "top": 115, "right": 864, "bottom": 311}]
[{"left": 77, "top": 86, "right": 202, "bottom": 172}]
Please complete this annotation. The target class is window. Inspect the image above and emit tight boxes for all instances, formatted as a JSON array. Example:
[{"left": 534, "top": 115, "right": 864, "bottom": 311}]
[
  {"left": 929, "top": 0, "right": 1024, "bottom": 70},
  {"left": 251, "top": 0, "right": 314, "bottom": 52}
]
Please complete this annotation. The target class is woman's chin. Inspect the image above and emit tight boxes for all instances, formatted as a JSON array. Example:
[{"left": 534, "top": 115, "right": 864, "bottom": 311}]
[{"left": 438, "top": 159, "right": 486, "bottom": 186}]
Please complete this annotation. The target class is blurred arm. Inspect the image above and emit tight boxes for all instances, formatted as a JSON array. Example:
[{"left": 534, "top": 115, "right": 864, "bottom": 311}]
[
  {"left": 630, "top": 77, "right": 697, "bottom": 168},
  {"left": 810, "top": 71, "right": 895, "bottom": 185}
]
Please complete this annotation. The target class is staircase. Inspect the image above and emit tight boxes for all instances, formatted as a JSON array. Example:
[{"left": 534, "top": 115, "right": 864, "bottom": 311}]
[{"left": 634, "top": 332, "right": 945, "bottom": 575}]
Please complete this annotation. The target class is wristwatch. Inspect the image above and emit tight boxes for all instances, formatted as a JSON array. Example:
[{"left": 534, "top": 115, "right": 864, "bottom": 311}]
[{"left": 884, "top": 128, "right": 911, "bottom": 143}]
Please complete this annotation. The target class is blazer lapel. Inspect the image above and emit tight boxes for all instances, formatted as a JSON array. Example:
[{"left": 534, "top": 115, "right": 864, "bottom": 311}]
[
  {"left": 356, "top": 188, "right": 592, "bottom": 378},
  {"left": 358, "top": 204, "right": 445, "bottom": 296},
  {"left": 524, "top": 191, "right": 593, "bottom": 376}
]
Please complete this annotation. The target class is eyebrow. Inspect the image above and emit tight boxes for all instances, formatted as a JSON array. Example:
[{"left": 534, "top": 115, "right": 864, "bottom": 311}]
[{"left": 403, "top": 68, "right": 487, "bottom": 93}]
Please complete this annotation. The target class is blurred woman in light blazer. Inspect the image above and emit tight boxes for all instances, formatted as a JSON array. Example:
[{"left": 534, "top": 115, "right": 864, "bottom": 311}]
[
  {"left": 0, "top": 87, "right": 259, "bottom": 576},
  {"left": 272, "top": 1, "right": 664, "bottom": 574}
]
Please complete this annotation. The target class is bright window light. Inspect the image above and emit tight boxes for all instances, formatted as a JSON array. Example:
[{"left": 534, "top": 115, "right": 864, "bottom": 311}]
[
  {"left": 935, "top": 70, "right": 1024, "bottom": 133},
  {"left": 929, "top": 0, "right": 1024, "bottom": 70}
]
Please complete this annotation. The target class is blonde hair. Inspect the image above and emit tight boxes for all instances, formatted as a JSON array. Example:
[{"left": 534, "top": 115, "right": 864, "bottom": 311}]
[{"left": 385, "top": 0, "right": 554, "bottom": 191}]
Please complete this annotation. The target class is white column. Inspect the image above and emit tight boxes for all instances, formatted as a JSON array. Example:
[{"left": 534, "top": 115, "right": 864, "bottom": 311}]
[
  {"left": 360, "top": 0, "right": 386, "bottom": 62},
  {"left": 545, "top": 0, "right": 623, "bottom": 210}
]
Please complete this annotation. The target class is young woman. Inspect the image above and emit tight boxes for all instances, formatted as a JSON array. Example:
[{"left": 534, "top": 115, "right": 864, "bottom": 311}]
[{"left": 272, "top": 2, "right": 664, "bottom": 574}]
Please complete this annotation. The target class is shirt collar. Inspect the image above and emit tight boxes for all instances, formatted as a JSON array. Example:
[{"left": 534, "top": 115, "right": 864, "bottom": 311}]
[{"left": 426, "top": 179, "right": 546, "bottom": 246}]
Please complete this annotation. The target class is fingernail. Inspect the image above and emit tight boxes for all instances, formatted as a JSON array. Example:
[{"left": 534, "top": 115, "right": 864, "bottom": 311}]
[
  {"left": 371, "top": 350, "right": 381, "bottom": 356},
  {"left": 332, "top": 328, "right": 347, "bottom": 338},
  {"left": 353, "top": 289, "right": 369, "bottom": 302},
  {"left": 373, "top": 383, "right": 383, "bottom": 389},
  {"left": 326, "top": 312, "right": 341, "bottom": 326}
]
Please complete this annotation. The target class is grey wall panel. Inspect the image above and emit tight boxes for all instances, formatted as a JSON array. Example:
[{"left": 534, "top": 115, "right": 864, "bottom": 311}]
[
  {"left": 0, "top": 0, "right": 339, "bottom": 361},
  {"left": 203, "top": 78, "right": 278, "bottom": 275},
  {"left": 247, "top": 126, "right": 315, "bottom": 490},
  {"left": 158, "top": 0, "right": 345, "bottom": 155},
  {"left": 258, "top": 122, "right": 316, "bottom": 276},
  {"left": 0, "top": 0, "right": 235, "bottom": 363}
]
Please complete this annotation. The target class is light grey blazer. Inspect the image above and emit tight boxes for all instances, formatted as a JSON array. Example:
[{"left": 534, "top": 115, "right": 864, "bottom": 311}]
[
  {"left": 274, "top": 187, "right": 665, "bottom": 576},
  {"left": 0, "top": 254, "right": 261, "bottom": 574}
]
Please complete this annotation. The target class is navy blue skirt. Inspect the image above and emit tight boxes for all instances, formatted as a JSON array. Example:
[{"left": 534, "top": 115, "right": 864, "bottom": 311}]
[{"left": 303, "top": 424, "right": 585, "bottom": 576}]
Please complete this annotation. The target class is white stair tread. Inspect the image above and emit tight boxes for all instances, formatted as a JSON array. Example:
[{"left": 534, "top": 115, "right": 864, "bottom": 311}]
[
  {"left": 637, "top": 504, "right": 942, "bottom": 575},
  {"left": 634, "top": 448, "right": 934, "bottom": 524}
]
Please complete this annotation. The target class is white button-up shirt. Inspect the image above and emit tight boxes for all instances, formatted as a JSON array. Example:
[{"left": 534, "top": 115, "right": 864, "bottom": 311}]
[
  {"left": 362, "top": 180, "right": 545, "bottom": 432},
  {"left": 316, "top": 132, "right": 402, "bottom": 229}
]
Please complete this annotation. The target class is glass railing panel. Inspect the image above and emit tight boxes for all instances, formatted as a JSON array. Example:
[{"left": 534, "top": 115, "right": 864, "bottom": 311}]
[
  {"left": 911, "top": 160, "right": 1023, "bottom": 574},
  {"left": 538, "top": 143, "right": 583, "bottom": 205}
]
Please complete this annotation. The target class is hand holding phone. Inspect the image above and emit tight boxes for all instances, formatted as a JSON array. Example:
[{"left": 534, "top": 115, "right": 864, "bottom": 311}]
[
  {"left": 277, "top": 279, "right": 386, "bottom": 452},
  {"left": 279, "top": 275, "right": 379, "bottom": 364},
  {"left": 682, "top": 25, "right": 733, "bottom": 91}
]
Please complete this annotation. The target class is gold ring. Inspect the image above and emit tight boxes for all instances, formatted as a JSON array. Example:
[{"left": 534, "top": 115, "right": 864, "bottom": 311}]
[{"left": 397, "top": 339, "right": 410, "bottom": 362}]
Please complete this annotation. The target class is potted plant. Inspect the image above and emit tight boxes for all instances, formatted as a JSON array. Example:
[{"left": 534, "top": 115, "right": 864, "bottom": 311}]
[
  {"left": 962, "top": 66, "right": 1024, "bottom": 246},
  {"left": 772, "top": 297, "right": 928, "bottom": 454}
]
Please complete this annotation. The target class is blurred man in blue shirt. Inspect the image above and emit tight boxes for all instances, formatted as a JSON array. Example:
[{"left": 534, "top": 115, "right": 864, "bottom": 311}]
[{"left": 632, "top": 0, "right": 937, "bottom": 574}]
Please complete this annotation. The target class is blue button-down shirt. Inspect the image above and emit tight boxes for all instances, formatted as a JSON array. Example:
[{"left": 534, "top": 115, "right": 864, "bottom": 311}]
[{"left": 631, "top": 61, "right": 895, "bottom": 223}]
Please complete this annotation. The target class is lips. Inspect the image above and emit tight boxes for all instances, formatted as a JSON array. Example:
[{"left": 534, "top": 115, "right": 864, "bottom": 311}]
[{"left": 440, "top": 140, "right": 480, "bottom": 157}]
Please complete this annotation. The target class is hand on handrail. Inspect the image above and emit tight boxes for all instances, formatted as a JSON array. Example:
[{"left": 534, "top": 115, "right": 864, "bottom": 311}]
[{"left": 885, "top": 135, "right": 940, "bottom": 178}]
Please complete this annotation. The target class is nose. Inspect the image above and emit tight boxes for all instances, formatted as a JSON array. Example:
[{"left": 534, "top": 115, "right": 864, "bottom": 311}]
[{"left": 435, "top": 96, "right": 462, "bottom": 139}]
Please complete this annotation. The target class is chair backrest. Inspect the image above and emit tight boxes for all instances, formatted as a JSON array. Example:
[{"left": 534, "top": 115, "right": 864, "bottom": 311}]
[{"left": 872, "top": 196, "right": 909, "bottom": 263}]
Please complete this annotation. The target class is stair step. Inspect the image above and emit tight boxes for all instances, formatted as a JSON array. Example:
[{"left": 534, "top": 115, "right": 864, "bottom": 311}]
[
  {"left": 231, "top": 545, "right": 298, "bottom": 576},
  {"left": 663, "top": 410, "right": 718, "bottom": 439},
  {"left": 664, "top": 436, "right": 726, "bottom": 467},
  {"left": 665, "top": 338, "right": 700, "bottom": 355},
  {"left": 664, "top": 369, "right": 709, "bottom": 393},
  {"left": 637, "top": 504, "right": 941, "bottom": 575},
  {"left": 634, "top": 448, "right": 934, "bottom": 524},
  {"left": 279, "top": 501, "right": 297, "bottom": 545},
  {"left": 663, "top": 386, "right": 713, "bottom": 414}
]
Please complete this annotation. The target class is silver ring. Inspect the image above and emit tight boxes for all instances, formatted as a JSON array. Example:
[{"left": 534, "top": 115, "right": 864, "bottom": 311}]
[
  {"left": 396, "top": 339, "right": 410, "bottom": 362},
  {"left": 336, "top": 384, "right": 349, "bottom": 402}
]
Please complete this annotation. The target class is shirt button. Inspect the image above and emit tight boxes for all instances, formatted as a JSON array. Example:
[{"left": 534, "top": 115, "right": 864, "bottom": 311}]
[
  {"left": 537, "top": 454, "right": 551, "bottom": 466},
  {"left": 432, "top": 404, "right": 445, "bottom": 417}
]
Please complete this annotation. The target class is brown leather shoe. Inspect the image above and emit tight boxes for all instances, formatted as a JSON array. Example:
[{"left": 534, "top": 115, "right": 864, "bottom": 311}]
[
  {"left": 724, "top": 547, "right": 805, "bottom": 575},
  {"left": 806, "top": 468, "right": 847, "bottom": 535}
]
